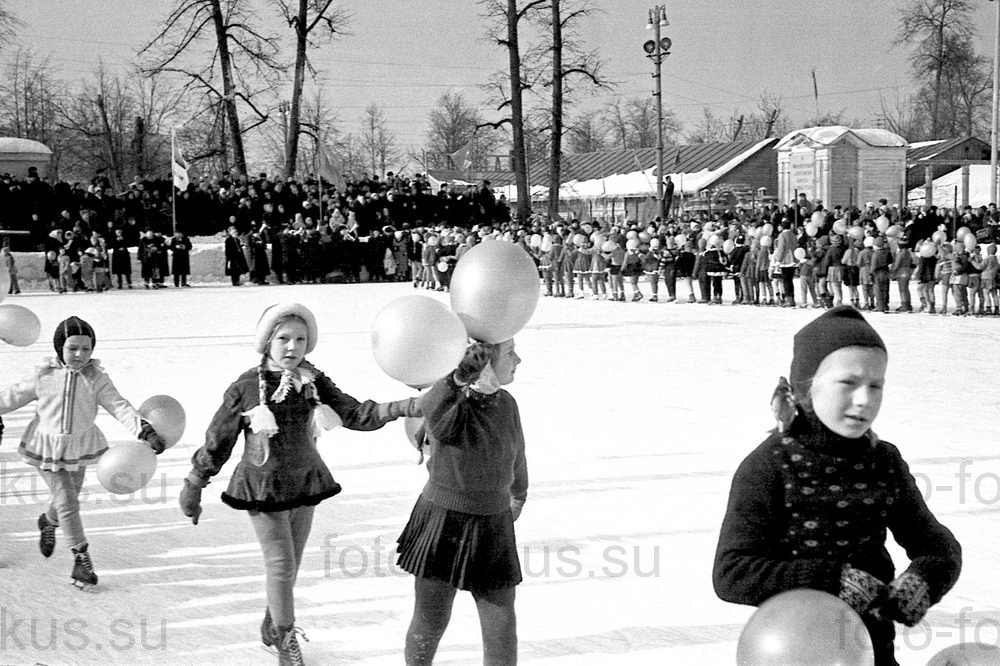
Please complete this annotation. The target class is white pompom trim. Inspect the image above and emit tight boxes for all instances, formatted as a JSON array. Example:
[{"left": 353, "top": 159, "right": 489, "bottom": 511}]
[
  {"left": 243, "top": 405, "right": 279, "bottom": 438},
  {"left": 311, "top": 404, "right": 343, "bottom": 438}
]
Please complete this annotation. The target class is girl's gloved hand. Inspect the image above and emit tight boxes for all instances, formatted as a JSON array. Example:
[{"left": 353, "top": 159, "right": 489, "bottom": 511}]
[
  {"left": 139, "top": 421, "right": 167, "bottom": 455},
  {"left": 840, "top": 565, "right": 887, "bottom": 615},
  {"left": 881, "top": 571, "right": 930, "bottom": 627},
  {"left": 179, "top": 479, "right": 203, "bottom": 525},
  {"left": 454, "top": 342, "right": 493, "bottom": 385}
]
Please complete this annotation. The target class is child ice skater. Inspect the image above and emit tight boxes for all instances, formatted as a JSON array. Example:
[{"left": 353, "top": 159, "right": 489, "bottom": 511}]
[
  {"left": 0, "top": 316, "right": 167, "bottom": 589},
  {"left": 713, "top": 306, "right": 961, "bottom": 666},
  {"left": 2, "top": 244, "right": 20, "bottom": 294},
  {"left": 178, "top": 302, "right": 420, "bottom": 666},
  {"left": 397, "top": 339, "right": 528, "bottom": 666}
]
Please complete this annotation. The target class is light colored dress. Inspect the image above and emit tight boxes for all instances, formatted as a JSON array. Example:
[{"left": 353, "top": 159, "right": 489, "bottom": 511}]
[{"left": 0, "top": 358, "right": 144, "bottom": 471}]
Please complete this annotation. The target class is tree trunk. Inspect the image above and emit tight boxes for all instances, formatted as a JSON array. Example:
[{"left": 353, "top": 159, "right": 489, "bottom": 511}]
[
  {"left": 932, "top": 9, "right": 945, "bottom": 139},
  {"left": 210, "top": 0, "right": 247, "bottom": 175},
  {"left": 507, "top": 0, "right": 531, "bottom": 223},
  {"left": 285, "top": 0, "right": 309, "bottom": 179},
  {"left": 95, "top": 94, "right": 122, "bottom": 189},
  {"left": 547, "top": 0, "right": 563, "bottom": 223}
]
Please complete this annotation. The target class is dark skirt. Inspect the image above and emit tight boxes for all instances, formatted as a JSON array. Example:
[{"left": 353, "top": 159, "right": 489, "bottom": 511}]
[
  {"left": 396, "top": 494, "right": 521, "bottom": 591},
  {"left": 843, "top": 265, "right": 860, "bottom": 287}
]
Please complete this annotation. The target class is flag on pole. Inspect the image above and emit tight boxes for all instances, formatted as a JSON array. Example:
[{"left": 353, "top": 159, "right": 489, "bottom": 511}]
[
  {"left": 317, "top": 143, "right": 346, "bottom": 190},
  {"left": 171, "top": 129, "right": 189, "bottom": 191},
  {"left": 450, "top": 140, "right": 473, "bottom": 171}
]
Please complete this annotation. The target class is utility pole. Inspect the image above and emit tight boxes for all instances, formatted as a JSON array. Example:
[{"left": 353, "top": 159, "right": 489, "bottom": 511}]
[
  {"left": 279, "top": 100, "right": 290, "bottom": 174},
  {"left": 991, "top": 0, "right": 1000, "bottom": 205},
  {"left": 644, "top": 6, "right": 671, "bottom": 220}
]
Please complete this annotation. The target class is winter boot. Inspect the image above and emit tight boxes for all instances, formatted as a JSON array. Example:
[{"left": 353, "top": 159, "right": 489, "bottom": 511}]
[
  {"left": 71, "top": 543, "right": 98, "bottom": 590},
  {"left": 276, "top": 625, "right": 308, "bottom": 666},
  {"left": 38, "top": 513, "right": 56, "bottom": 558}
]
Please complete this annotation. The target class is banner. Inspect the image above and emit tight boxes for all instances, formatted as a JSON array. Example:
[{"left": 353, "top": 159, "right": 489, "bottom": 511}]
[
  {"left": 171, "top": 128, "right": 189, "bottom": 191},
  {"left": 450, "top": 140, "right": 473, "bottom": 171},
  {"left": 317, "top": 143, "right": 347, "bottom": 190}
]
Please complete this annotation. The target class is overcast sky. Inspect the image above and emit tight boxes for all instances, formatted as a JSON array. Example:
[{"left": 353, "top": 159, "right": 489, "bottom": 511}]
[{"left": 6, "top": 0, "right": 998, "bottom": 150}]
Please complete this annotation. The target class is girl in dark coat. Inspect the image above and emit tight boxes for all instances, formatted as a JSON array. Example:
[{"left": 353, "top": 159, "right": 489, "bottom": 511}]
[{"left": 179, "top": 303, "right": 419, "bottom": 665}]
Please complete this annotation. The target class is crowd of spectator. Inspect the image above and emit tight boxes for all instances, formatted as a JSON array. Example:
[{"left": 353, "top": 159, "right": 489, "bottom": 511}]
[{"left": 2, "top": 167, "right": 999, "bottom": 317}]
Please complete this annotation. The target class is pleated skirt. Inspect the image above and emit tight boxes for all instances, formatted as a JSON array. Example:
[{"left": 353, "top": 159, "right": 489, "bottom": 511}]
[{"left": 396, "top": 494, "right": 522, "bottom": 591}]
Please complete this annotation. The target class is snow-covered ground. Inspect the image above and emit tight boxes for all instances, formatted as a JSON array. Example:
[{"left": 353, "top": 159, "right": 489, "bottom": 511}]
[{"left": 1, "top": 282, "right": 998, "bottom": 665}]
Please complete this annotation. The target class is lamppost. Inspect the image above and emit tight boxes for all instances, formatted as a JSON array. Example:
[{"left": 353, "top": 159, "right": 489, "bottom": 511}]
[
  {"left": 991, "top": 0, "right": 1000, "bottom": 206},
  {"left": 644, "top": 6, "right": 671, "bottom": 220}
]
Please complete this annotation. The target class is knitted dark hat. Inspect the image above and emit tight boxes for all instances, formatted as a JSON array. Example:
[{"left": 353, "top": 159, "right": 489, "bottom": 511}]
[
  {"left": 54, "top": 316, "right": 95, "bottom": 361},
  {"left": 789, "top": 305, "right": 886, "bottom": 395}
]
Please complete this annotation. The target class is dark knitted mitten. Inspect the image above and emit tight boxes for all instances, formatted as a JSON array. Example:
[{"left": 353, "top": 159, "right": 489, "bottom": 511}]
[
  {"left": 0, "top": 414, "right": 4, "bottom": 441},
  {"left": 882, "top": 571, "right": 930, "bottom": 627},
  {"left": 840, "top": 565, "right": 887, "bottom": 615},
  {"left": 179, "top": 476, "right": 204, "bottom": 525},
  {"left": 454, "top": 342, "right": 493, "bottom": 385},
  {"left": 139, "top": 420, "right": 167, "bottom": 454}
]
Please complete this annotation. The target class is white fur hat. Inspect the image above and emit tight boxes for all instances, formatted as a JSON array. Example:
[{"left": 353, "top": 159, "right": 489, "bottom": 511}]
[{"left": 254, "top": 302, "right": 318, "bottom": 355}]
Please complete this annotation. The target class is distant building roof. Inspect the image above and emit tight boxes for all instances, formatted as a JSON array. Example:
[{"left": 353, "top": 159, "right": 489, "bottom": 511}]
[
  {"left": 0, "top": 137, "right": 52, "bottom": 156},
  {"left": 776, "top": 126, "right": 907, "bottom": 149},
  {"left": 906, "top": 136, "right": 990, "bottom": 163},
  {"left": 492, "top": 139, "right": 778, "bottom": 200},
  {"left": 543, "top": 140, "right": 775, "bottom": 183}
]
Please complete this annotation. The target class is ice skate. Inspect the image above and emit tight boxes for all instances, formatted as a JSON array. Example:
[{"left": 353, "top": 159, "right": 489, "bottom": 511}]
[
  {"left": 71, "top": 544, "right": 98, "bottom": 590},
  {"left": 38, "top": 513, "right": 56, "bottom": 558},
  {"left": 275, "top": 625, "right": 308, "bottom": 666}
]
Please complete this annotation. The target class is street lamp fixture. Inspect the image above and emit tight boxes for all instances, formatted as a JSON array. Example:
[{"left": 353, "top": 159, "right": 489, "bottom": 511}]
[{"left": 643, "top": 5, "right": 671, "bottom": 220}]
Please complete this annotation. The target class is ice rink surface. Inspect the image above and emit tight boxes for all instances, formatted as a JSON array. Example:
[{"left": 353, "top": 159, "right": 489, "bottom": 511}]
[{"left": 1, "top": 282, "right": 998, "bottom": 665}]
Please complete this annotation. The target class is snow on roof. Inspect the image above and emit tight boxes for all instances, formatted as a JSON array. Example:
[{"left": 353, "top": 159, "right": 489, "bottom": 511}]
[
  {"left": 776, "top": 126, "right": 907, "bottom": 149},
  {"left": 498, "top": 138, "right": 778, "bottom": 201},
  {"left": 0, "top": 137, "right": 52, "bottom": 155}
]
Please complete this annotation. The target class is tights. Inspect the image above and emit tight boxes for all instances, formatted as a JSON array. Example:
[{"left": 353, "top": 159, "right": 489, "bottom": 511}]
[{"left": 405, "top": 576, "right": 517, "bottom": 665}]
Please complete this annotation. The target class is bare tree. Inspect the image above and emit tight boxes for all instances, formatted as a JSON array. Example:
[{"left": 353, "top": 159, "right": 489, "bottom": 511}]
[
  {"left": 603, "top": 96, "right": 679, "bottom": 149},
  {"left": 427, "top": 91, "right": 487, "bottom": 158},
  {"left": 875, "top": 90, "right": 929, "bottom": 140},
  {"left": 532, "top": 0, "right": 612, "bottom": 220},
  {"left": 131, "top": 68, "right": 188, "bottom": 178},
  {"left": 338, "top": 132, "right": 366, "bottom": 179},
  {"left": 480, "top": 0, "right": 547, "bottom": 222},
  {"left": 937, "top": 35, "right": 992, "bottom": 137},
  {"left": 0, "top": 49, "right": 62, "bottom": 144},
  {"left": 139, "top": 0, "right": 284, "bottom": 176},
  {"left": 360, "top": 102, "right": 399, "bottom": 177},
  {"left": 896, "top": 0, "right": 976, "bottom": 138},
  {"left": 685, "top": 108, "right": 733, "bottom": 144},
  {"left": 0, "top": 2, "right": 22, "bottom": 52},
  {"left": 273, "top": 0, "right": 350, "bottom": 178},
  {"left": 565, "top": 110, "right": 607, "bottom": 153}
]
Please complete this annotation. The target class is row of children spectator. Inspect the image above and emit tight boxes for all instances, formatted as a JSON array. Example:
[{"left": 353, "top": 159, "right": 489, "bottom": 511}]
[{"left": 521, "top": 220, "right": 1000, "bottom": 317}]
